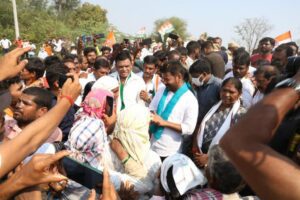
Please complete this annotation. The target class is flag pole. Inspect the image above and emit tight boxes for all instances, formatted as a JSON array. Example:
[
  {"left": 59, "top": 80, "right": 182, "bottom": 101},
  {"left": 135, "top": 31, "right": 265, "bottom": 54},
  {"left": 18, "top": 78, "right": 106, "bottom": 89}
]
[{"left": 12, "top": 0, "right": 20, "bottom": 39}]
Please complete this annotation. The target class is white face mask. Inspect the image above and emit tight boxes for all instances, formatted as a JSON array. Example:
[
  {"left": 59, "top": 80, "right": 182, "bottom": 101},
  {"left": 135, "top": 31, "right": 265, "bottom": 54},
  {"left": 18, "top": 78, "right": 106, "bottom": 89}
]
[{"left": 192, "top": 77, "right": 204, "bottom": 87}]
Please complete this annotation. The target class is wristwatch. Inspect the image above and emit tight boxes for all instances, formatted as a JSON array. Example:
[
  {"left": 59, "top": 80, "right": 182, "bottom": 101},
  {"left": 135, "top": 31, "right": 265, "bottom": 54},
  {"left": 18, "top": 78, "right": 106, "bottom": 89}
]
[{"left": 275, "top": 78, "right": 300, "bottom": 94}]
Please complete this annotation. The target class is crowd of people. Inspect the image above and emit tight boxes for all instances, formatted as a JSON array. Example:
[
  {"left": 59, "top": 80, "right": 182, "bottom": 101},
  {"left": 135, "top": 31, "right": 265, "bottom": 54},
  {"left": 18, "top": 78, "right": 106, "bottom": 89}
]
[{"left": 0, "top": 33, "right": 299, "bottom": 200}]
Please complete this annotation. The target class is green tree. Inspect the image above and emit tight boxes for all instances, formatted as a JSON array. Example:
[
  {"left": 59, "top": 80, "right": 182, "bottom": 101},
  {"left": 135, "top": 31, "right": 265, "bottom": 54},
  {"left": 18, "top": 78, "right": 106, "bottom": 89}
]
[
  {"left": 153, "top": 17, "right": 189, "bottom": 40},
  {"left": 68, "top": 3, "right": 109, "bottom": 37},
  {"left": 53, "top": 0, "right": 80, "bottom": 13}
]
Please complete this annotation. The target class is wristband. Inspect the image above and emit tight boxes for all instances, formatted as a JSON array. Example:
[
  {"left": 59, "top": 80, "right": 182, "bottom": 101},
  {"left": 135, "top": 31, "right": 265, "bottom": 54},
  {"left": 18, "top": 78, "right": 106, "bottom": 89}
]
[
  {"left": 60, "top": 95, "right": 74, "bottom": 106},
  {"left": 122, "top": 155, "right": 131, "bottom": 165}
]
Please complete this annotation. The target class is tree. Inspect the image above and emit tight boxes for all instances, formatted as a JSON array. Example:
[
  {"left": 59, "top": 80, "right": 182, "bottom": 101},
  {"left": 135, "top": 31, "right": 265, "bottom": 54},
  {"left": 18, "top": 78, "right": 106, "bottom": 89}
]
[
  {"left": 153, "top": 17, "right": 189, "bottom": 41},
  {"left": 68, "top": 3, "right": 109, "bottom": 38},
  {"left": 53, "top": 0, "right": 80, "bottom": 13},
  {"left": 235, "top": 17, "right": 273, "bottom": 53}
]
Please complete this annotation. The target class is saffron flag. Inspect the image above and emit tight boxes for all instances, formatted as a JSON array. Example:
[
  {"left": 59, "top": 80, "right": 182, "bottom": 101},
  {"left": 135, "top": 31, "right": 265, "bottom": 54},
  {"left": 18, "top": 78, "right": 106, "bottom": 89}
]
[
  {"left": 275, "top": 31, "right": 292, "bottom": 45},
  {"left": 158, "top": 21, "right": 174, "bottom": 36},
  {"left": 103, "top": 31, "right": 116, "bottom": 47}
]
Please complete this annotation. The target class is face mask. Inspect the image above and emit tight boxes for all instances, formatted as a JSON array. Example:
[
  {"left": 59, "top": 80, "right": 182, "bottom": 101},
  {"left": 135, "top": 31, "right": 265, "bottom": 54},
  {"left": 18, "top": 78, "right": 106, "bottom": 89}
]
[{"left": 192, "top": 77, "right": 204, "bottom": 87}]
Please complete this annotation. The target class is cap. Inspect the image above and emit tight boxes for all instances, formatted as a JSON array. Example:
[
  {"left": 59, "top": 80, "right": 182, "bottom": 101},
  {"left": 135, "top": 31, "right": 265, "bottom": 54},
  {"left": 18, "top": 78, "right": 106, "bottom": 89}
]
[{"left": 228, "top": 42, "right": 239, "bottom": 49}]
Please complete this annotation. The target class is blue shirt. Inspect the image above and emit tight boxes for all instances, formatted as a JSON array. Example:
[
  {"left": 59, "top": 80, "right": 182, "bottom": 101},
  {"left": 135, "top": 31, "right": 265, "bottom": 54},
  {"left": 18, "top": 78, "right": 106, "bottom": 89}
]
[{"left": 195, "top": 75, "right": 222, "bottom": 123}]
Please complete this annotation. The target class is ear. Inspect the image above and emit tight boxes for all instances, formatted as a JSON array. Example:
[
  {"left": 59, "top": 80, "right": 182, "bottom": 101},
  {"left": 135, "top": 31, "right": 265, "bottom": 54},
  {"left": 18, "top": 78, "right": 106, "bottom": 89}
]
[
  {"left": 54, "top": 80, "right": 59, "bottom": 89},
  {"left": 36, "top": 107, "right": 48, "bottom": 118}
]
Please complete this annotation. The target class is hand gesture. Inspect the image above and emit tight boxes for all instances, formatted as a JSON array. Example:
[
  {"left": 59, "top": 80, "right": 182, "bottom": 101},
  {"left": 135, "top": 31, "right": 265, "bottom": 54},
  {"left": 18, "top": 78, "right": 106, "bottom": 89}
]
[
  {"left": 118, "top": 181, "right": 139, "bottom": 200},
  {"left": 193, "top": 152, "right": 208, "bottom": 168},
  {"left": 0, "top": 47, "right": 31, "bottom": 81},
  {"left": 139, "top": 90, "right": 150, "bottom": 102},
  {"left": 60, "top": 74, "right": 82, "bottom": 102},
  {"left": 18, "top": 151, "right": 70, "bottom": 188},
  {"left": 151, "top": 113, "right": 165, "bottom": 127},
  {"left": 88, "top": 168, "right": 119, "bottom": 200}
]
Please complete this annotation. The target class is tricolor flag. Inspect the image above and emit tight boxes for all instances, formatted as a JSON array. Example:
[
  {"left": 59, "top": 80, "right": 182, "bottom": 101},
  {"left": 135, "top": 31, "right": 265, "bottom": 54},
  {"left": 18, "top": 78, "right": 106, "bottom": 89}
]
[
  {"left": 103, "top": 31, "right": 116, "bottom": 47},
  {"left": 275, "top": 31, "right": 292, "bottom": 46},
  {"left": 158, "top": 21, "right": 174, "bottom": 36},
  {"left": 137, "top": 27, "right": 146, "bottom": 35}
]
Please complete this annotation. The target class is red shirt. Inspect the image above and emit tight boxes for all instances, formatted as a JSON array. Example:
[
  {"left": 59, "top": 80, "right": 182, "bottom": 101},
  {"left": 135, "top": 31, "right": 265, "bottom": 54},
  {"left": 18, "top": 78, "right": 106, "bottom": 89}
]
[{"left": 250, "top": 53, "right": 272, "bottom": 67}]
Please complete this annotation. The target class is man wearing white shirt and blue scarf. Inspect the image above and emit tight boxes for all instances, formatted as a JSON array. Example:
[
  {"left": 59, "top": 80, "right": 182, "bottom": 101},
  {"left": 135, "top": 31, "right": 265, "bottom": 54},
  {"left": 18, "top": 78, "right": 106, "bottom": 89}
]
[
  {"left": 150, "top": 61, "right": 198, "bottom": 160},
  {"left": 110, "top": 50, "right": 146, "bottom": 112}
]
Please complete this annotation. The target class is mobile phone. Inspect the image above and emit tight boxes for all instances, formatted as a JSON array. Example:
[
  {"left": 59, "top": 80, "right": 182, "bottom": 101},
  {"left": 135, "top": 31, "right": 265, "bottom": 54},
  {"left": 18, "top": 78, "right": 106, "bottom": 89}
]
[
  {"left": 61, "top": 156, "right": 103, "bottom": 194},
  {"left": 58, "top": 73, "right": 73, "bottom": 88},
  {"left": 105, "top": 96, "right": 114, "bottom": 117}
]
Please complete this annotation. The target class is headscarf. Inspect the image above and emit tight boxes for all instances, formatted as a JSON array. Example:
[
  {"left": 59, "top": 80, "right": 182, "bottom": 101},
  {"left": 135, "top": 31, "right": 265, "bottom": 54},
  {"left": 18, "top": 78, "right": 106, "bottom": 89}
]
[
  {"left": 92, "top": 76, "right": 119, "bottom": 92},
  {"left": 81, "top": 89, "right": 113, "bottom": 119},
  {"left": 112, "top": 104, "right": 150, "bottom": 164},
  {"left": 161, "top": 153, "right": 207, "bottom": 196}
]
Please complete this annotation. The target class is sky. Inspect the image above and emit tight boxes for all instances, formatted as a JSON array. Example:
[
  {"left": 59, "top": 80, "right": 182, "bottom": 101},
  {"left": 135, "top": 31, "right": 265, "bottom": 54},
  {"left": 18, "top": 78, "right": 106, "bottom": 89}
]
[{"left": 84, "top": 0, "right": 300, "bottom": 46}]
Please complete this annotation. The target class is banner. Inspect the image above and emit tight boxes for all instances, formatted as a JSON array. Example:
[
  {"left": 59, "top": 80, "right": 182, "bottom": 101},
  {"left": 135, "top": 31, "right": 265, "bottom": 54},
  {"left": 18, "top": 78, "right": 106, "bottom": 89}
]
[
  {"left": 158, "top": 21, "right": 174, "bottom": 36},
  {"left": 137, "top": 27, "right": 146, "bottom": 38}
]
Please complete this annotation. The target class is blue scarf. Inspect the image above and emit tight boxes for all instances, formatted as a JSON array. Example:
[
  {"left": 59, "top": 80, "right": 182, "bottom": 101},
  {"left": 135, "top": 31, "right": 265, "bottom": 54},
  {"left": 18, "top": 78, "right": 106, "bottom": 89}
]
[{"left": 150, "top": 83, "right": 189, "bottom": 140}]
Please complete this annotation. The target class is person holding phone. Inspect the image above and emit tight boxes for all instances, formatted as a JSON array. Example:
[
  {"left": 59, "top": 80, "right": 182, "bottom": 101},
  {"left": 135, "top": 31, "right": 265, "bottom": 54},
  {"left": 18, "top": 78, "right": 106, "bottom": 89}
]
[{"left": 65, "top": 88, "right": 115, "bottom": 169}]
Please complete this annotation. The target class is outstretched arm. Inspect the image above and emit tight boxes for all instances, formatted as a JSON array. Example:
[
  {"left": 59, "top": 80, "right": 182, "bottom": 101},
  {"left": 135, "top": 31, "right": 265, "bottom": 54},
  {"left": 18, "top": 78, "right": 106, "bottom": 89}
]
[
  {"left": 220, "top": 73, "right": 300, "bottom": 200},
  {"left": 0, "top": 76, "right": 81, "bottom": 178}
]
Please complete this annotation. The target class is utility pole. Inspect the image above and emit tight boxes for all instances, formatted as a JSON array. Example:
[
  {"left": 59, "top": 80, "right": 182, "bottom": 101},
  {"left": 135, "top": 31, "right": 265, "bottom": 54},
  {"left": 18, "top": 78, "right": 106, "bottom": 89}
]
[{"left": 12, "top": 0, "right": 20, "bottom": 39}]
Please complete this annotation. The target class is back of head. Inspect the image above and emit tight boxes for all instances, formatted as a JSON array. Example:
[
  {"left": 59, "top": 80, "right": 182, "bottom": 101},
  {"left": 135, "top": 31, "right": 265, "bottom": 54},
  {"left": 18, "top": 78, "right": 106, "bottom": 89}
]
[
  {"left": 167, "top": 50, "right": 181, "bottom": 61},
  {"left": 189, "top": 58, "right": 211, "bottom": 74},
  {"left": 186, "top": 41, "right": 200, "bottom": 55},
  {"left": 153, "top": 50, "right": 167, "bottom": 62},
  {"left": 23, "top": 87, "right": 53, "bottom": 110},
  {"left": 44, "top": 56, "right": 61, "bottom": 69},
  {"left": 46, "top": 62, "right": 68, "bottom": 89},
  {"left": 207, "top": 145, "right": 245, "bottom": 194},
  {"left": 177, "top": 47, "right": 188, "bottom": 56},
  {"left": 25, "top": 57, "right": 45, "bottom": 79}
]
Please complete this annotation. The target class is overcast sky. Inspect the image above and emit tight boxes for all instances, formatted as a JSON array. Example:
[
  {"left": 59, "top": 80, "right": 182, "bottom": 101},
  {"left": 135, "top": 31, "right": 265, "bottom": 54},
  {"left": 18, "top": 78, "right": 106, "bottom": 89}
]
[{"left": 84, "top": 0, "right": 300, "bottom": 45}]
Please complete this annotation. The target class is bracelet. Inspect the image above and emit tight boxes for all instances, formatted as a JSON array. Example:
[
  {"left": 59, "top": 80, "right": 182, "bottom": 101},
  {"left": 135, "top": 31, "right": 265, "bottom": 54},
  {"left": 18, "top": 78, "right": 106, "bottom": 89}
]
[
  {"left": 122, "top": 155, "right": 131, "bottom": 165},
  {"left": 60, "top": 95, "right": 74, "bottom": 106}
]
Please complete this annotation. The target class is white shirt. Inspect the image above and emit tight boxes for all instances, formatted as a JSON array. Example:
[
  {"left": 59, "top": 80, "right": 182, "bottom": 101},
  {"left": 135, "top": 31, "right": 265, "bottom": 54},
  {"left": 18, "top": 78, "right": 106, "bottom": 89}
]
[
  {"left": 223, "top": 71, "right": 256, "bottom": 109},
  {"left": 252, "top": 90, "right": 264, "bottom": 105},
  {"left": 0, "top": 39, "right": 11, "bottom": 49},
  {"left": 38, "top": 49, "right": 48, "bottom": 60},
  {"left": 137, "top": 72, "right": 164, "bottom": 98},
  {"left": 54, "top": 39, "right": 63, "bottom": 52},
  {"left": 186, "top": 56, "right": 195, "bottom": 69},
  {"left": 149, "top": 86, "right": 198, "bottom": 157},
  {"left": 110, "top": 72, "right": 146, "bottom": 112},
  {"left": 74, "top": 75, "right": 94, "bottom": 106},
  {"left": 140, "top": 48, "right": 152, "bottom": 61}
]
